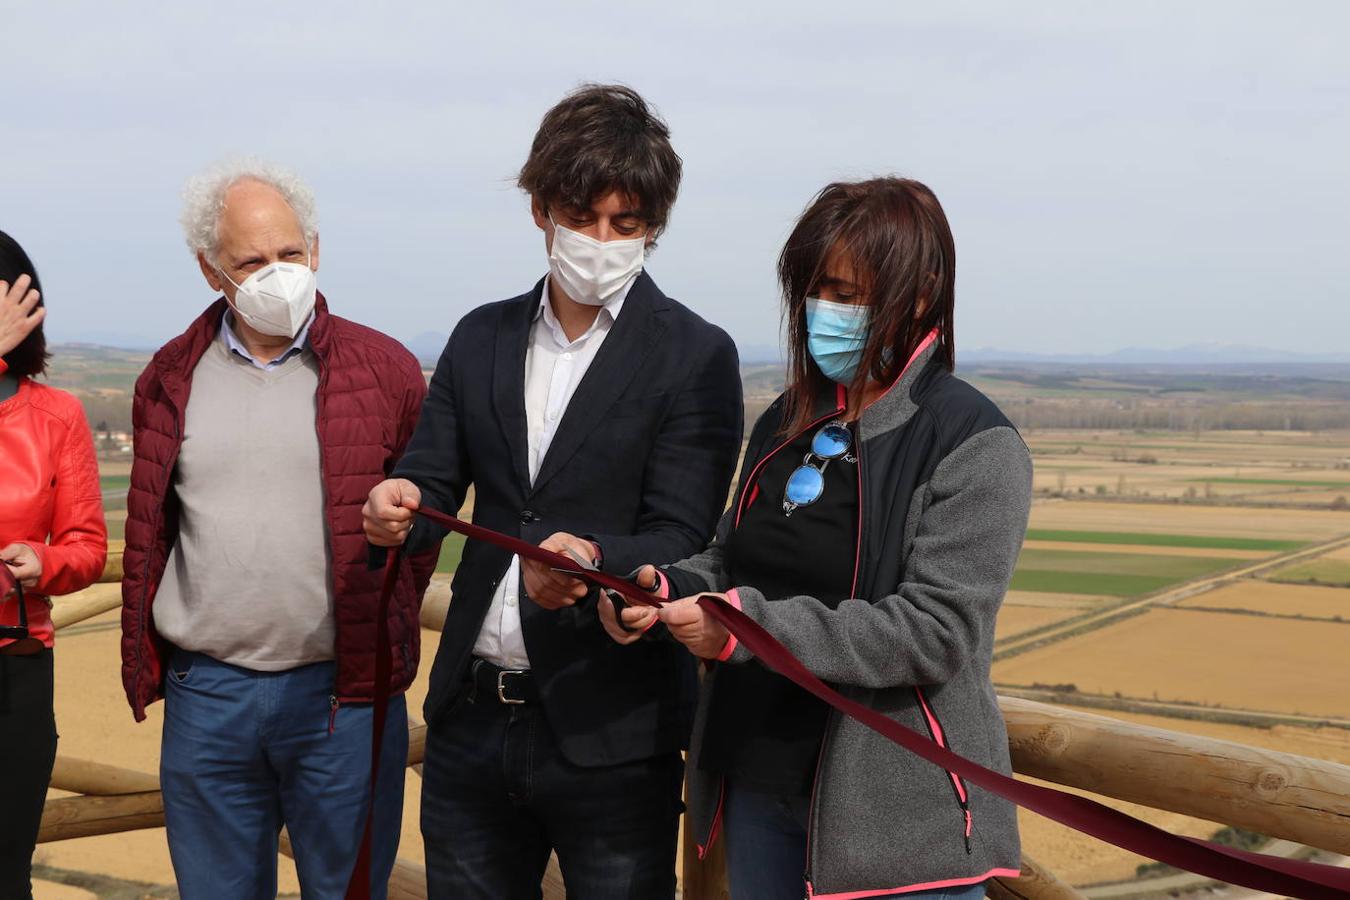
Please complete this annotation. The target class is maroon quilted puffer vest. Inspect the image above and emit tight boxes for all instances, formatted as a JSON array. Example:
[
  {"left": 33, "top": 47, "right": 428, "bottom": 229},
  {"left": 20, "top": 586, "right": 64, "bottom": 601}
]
[{"left": 120, "top": 295, "right": 436, "bottom": 721}]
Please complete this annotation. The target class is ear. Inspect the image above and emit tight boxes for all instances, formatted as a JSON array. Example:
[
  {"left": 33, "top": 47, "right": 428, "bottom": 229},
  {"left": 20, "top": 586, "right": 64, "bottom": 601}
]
[
  {"left": 530, "top": 196, "right": 551, "bottom": 232},
  {"left": 309, "top": 233, "right": 321, "bottom": 272},
  {"left": 198, "top": 253, "right": 225, "bottom": 294}
]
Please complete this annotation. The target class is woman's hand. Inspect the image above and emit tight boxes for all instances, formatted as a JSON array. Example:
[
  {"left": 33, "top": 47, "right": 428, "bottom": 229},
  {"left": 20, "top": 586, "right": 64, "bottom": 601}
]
[
  {"left": 597, "top": 592, "right": 658, "bottom": 644},
  {"left": 0, "top": 275, "right": 45, "bottom": 358},
  {"left": 1, "top": 543, "right": 42, "bottom": 589},
  {"left": 598, "top": 564, "right": 663, "bottom": 643},
  {"left": 658, "top": 594, "right": 731, "bottom": 659}
]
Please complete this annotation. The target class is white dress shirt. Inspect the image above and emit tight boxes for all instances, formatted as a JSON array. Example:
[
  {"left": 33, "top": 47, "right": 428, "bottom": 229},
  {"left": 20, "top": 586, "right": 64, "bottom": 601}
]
[{"left": 471, "top": 274, "right": 636, "bottom": 669}]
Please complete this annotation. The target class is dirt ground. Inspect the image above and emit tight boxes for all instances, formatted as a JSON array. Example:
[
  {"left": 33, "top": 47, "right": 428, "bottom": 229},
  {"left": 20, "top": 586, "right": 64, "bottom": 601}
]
[
  {"left": 1029, "top": 500, "right": 1350, "bottom": 542},
  {"left": 1178, "top": 579, "right": 1350, "bottom": 618},
  {"left": 993, "top": 607, "right": 1350, "bottom": 719}
]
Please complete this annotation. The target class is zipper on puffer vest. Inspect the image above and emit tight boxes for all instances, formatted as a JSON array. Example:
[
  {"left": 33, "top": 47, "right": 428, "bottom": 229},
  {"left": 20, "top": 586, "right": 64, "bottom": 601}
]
[{"left": 915, "top": 686, "right": 973, "bottom": 854}]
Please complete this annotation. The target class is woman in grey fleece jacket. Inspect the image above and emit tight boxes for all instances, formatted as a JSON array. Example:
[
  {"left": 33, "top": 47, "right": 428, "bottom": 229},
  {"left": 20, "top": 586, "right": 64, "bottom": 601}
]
[{"left": 603, "top": 178, "right": 1032, "bottom": 899}]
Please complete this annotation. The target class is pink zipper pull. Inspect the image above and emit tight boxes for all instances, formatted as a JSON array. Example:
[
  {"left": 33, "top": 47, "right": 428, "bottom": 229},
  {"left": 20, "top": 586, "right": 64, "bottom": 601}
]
[
  {"left": 964, "top": 809, "right": 973, "bottom": 854},
  {"left": 328, "top": 695, "right": 338, "bottom": 735}
]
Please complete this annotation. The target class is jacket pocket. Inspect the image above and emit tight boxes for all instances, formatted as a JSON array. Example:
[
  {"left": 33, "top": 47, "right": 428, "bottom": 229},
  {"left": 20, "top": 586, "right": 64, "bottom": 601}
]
[{"left": 914, "top": 686, "right": 973, "bottom": 855}]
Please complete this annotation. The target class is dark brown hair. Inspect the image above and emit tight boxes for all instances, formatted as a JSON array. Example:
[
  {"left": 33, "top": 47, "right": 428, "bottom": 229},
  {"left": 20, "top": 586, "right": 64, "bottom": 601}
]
[
  {"left": 0, "top": 230, "right": 49, "bottom": 379},
  {"left": 778, "top": 177, "right": 956, "bottom": 433},
  {"left": 518, "top": 83, "right": 682, "bottom": 238}
]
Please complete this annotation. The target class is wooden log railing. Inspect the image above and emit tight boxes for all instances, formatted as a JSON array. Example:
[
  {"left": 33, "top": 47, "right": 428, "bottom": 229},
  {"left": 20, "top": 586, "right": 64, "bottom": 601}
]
[{"left": 44, "top": 569, "right": 1350, "bottom": 899}]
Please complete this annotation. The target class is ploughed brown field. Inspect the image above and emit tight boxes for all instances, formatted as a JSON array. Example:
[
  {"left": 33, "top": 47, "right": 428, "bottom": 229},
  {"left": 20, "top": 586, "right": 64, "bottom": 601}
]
[{"left": 994, "top": 607, "right": 1350, "bottom": 719}]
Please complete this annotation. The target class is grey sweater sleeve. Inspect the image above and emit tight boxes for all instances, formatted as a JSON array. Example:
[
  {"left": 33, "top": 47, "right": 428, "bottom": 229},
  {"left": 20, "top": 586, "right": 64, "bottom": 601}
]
[
  {"left": 725, "top": 426, "right": 1032, "bottom": 689},
  {"left": 662, "top": 506, "right": 736, "bottom": 598}
]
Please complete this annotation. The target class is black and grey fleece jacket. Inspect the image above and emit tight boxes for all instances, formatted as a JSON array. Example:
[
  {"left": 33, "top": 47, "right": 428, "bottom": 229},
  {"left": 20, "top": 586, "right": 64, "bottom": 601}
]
[{"left": 662, "top": 341, "right": 1033, "bottom": 898}]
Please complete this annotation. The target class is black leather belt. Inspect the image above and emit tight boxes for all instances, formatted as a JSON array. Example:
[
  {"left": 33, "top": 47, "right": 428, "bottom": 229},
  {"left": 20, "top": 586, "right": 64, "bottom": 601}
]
[{"left": 469, "top": 657, "right": 539, "bottom": 705}]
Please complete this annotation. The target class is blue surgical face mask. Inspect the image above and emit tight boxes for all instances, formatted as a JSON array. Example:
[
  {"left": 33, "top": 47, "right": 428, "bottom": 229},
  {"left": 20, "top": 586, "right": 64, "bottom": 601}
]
[{"left": 805, "top": 297, "right": 869, "bottom": 384}]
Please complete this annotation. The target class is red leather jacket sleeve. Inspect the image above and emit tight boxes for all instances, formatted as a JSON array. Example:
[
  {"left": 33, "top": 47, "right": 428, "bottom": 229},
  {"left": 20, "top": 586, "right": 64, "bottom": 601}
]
[{"left": 23, "top": 405, "right": 108, "bottom": 595}]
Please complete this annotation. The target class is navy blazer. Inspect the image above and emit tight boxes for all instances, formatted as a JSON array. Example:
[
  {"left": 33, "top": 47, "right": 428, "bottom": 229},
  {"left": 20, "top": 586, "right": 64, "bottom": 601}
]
[{"left": 396, "top": 272, "right": 743, "bottom": 766}]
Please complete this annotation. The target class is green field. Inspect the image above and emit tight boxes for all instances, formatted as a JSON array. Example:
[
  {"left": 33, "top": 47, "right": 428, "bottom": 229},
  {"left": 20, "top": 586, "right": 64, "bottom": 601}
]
[
  {"left": 1024, "top": 530, "right": 1302, "bottom": 552},
  {"left": 436, "top": 533, "right": 467, "bottom": 574},
  {"left": 1265, "top": 558, "right": 1350, "bottom": 588},
  {"left": 100, "top": 474, "right": 131, "bottom": 493},
  {"left": 1010, "top": 549, "right": 1247, "bottom": 597}
]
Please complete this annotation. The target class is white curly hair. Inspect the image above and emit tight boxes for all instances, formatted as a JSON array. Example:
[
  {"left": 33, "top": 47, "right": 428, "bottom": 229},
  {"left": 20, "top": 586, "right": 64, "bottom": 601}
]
[{"left": 179, "top": 157, "right": 318, "bottom": 263}]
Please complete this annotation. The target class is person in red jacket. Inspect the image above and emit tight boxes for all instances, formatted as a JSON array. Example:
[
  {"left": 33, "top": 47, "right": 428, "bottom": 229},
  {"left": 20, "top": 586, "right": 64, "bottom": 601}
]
[
  {"left": 119, "top": 160, "right": 435, "bottom": 900},
  {"left": 0, "top": 230, "right": 109, "bottom": 900}
]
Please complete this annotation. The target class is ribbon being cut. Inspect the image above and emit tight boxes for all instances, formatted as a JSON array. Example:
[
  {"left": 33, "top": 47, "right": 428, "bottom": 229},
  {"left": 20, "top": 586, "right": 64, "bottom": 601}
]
[{"left": 348, "top": 506, "right": 1350, "bottom": 900}]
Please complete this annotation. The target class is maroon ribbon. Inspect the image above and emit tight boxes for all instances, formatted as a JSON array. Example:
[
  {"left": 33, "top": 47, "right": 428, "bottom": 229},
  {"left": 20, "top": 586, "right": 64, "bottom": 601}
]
[{"left": 348, "top": 508, "right": 1350, "bottom": 899}]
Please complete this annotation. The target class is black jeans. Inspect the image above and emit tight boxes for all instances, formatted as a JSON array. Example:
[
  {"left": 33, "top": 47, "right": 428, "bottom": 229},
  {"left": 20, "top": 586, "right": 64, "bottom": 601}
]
[
  {"left": 421, "top": 684, "right": 684, "bottom": 900},
  {"left": 0, "top": 650, "right": 57, "bottom": 900}
]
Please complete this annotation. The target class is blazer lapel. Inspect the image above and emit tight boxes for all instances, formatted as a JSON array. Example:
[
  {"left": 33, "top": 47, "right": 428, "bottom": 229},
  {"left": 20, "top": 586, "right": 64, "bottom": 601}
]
[
  {"left": 529, "top": 272, "right": 670, "bottom": 495},
  {"left": 492, "top": 283, "right": 540, "bottom": 489}
]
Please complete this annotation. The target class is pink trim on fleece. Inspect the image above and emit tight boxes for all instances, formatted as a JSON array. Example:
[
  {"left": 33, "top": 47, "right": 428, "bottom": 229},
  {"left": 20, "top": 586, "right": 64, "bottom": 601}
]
[
  {"left": 715, "top": 589, "right": 743, "bottom": 661},
  {"left": 807, "top": 867, "right": 1022, "bottom": 899}
]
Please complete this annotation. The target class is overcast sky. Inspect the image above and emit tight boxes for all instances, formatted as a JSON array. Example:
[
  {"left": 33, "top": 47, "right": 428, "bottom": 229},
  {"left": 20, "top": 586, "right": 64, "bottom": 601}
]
[{"left": 5, "top": 1, "right": 1347, "bottom": 357}]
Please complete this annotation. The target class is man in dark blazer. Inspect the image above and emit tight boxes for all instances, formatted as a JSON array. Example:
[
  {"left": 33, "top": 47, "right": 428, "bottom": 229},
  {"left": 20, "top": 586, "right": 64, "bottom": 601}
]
[{"left": 363, "top": 84, "right": 742, "bottom": 899}]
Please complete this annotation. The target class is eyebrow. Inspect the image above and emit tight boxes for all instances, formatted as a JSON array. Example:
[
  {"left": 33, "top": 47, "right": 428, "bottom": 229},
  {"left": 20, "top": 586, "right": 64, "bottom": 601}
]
[{"left": 817, "top": 276, "right": 859, "bottom": 290}]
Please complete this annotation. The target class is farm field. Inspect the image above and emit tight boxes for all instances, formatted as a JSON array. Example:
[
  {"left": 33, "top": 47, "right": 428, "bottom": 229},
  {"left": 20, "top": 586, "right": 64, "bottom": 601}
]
[
  {"left": 1028, "top": 499, "right": 1350, "bottom": 542},
  {"left": 993, "top": 607, "right": 1350, "bottom": 720},
  {"left": 1265, "top": 544, "right": 1350, "bottom": 587},
  {"left": 1008, "top": 547, "right": 1249, "bottom": 596},
  {"left": 993, "top": 604, "right": 1082, "bottom": 641},
  {"left": 1177, "top": 580, "right": 1350, "bottom": 619}
]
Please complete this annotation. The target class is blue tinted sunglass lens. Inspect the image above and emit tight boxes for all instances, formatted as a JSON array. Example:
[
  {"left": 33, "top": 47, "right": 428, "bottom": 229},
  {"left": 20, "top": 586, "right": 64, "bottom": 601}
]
[
  {"left": 785, "top": 466, "right": 826, "bottom": 506},
  {"left": 812, "top": 424, "right": 852, "bottom": 459}
]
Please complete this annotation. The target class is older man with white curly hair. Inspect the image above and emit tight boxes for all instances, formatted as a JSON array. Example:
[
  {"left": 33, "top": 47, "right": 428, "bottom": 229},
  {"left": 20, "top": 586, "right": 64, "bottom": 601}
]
[{"left": 120, "top": 158, "right": 436, "bottom": 899}]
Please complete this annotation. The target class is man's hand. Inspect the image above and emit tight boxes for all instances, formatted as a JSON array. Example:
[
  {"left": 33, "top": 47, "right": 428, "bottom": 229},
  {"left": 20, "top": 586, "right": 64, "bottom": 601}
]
[
  {"left": 0, "top": 275, "right": 44, "bottom": 358},
  {"left": 0, "top": 543, "right": 42, "bottom": 589},
  {"left": 362, "top": 479, "right": 422, "bottom": 547},
  {"left": 658, "top": 594, "right": 732, "bottom": 660},
  {"left": 522, "top": 532, "right": 598, "bottom": 610}
]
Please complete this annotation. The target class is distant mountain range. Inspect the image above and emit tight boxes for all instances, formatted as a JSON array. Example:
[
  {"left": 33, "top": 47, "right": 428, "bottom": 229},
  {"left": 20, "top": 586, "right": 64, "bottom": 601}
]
[
  {"left": 47, "top": 332, "right": 1350, "bottom": 369},
  {"left": 962, "top": 343, "right": 1350, "bottom": 366}
]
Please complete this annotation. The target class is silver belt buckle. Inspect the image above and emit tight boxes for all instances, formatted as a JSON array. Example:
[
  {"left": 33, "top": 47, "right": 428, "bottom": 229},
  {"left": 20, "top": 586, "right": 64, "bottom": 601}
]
[{"left": 497, "top": 669, "right": 527, "bottom": 705}]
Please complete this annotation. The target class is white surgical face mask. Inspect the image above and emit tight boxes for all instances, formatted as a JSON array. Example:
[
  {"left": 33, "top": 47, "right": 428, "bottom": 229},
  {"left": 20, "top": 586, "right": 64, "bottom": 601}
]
[
  {"left": 547, "top": 217, "right": 646, "bottom": 306},
  {"left": 218, "top": 252, "right": 317, "bottom": 338}
]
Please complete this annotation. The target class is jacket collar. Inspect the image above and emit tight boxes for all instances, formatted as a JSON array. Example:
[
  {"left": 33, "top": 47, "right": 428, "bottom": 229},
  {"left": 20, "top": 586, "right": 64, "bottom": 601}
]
[
  {"left": 490, "top": 271, "right": 671, "bottom": 494},
  {"left": 154, "top": 293, "right": 334, "bottom": 410}
]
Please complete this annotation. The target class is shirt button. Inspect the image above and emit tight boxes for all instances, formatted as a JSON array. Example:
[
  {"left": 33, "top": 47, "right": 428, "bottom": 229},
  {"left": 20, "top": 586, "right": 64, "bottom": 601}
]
[
  {"left": 563, "top": 352, "right": 573, "bottom": 360},
  {"left": 505, "top": 596, "right": 517, "bottom": 608}
]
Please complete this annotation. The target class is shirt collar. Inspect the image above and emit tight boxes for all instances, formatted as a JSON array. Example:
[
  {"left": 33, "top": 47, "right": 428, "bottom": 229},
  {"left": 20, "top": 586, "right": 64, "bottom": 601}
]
[
  {"left": 221, "top": 309, "right": 314, "bottom": 370},
  {"left": 534, "top": 273, "right": 631, "bottom": 346}
]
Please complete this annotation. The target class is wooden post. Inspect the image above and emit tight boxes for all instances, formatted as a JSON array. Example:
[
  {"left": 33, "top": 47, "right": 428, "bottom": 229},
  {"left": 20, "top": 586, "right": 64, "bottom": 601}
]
[
  {"left": 50, "top": 583, "right": 123, "bottom": 630},
  {"left": 419, "top": 576, "right": 452, "bottom": 631},
  {"left": 1000, "top": 695, "right": 1350, "bottom": 856},
  {"left": 987, "top": 854, "right": 1086, "bottom": 900},
  {"left": 48, "top": 757, "right": 158, "bottom": 796},
  {"left": 97, "top": 551, "right": 124, "bottom": 584},
  {"left": 37, "top": 791, "right": 164, "bottom": 843}
]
